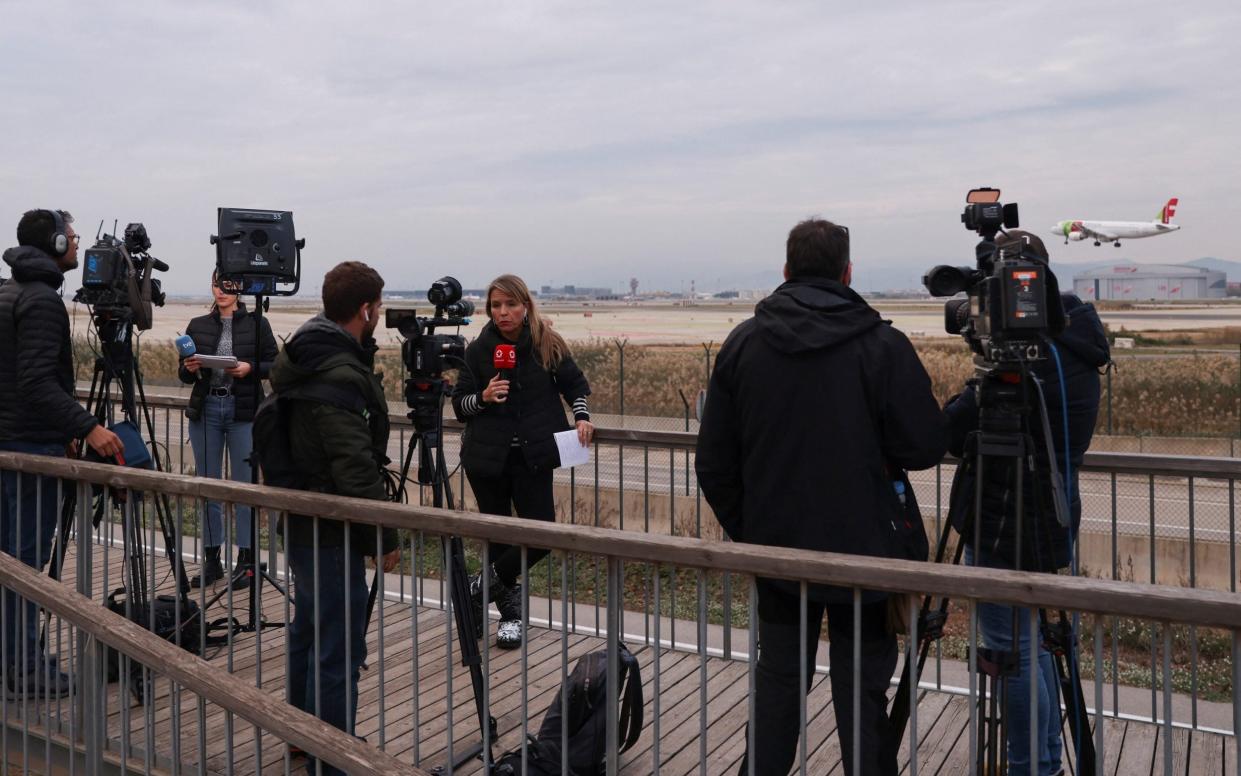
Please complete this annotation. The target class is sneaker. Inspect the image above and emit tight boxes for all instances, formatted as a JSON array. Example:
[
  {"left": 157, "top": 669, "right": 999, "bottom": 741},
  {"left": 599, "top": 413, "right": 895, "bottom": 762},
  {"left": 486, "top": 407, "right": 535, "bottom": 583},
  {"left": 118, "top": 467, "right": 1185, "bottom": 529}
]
[
  {"left": 496, "top": 617, "right": 523, "bottom": 650},
  {"left": 495, "top": 581, "right": 524, "bottom": 650},
  {"left": 190, "top": 547, "right": 224, "bottom": 588},
  {"left": 5, "top": 668, "right": 73, "bottom": 700},
  {"left": 468, "top": 565, "right": 507, "bottom": 640}
]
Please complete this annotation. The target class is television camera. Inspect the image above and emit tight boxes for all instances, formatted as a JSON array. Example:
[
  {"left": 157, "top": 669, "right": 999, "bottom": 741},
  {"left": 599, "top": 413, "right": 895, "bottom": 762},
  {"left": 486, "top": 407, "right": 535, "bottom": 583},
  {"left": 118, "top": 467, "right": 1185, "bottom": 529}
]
[
  {"left": 385, "top": 276, "right": 475, "bottom": 430},
  {"left": 75, "top": 222, "right": 167, "bottom": 330},
  {"left": 922, "top": 188, "right": 1063, "bottom": 364}
]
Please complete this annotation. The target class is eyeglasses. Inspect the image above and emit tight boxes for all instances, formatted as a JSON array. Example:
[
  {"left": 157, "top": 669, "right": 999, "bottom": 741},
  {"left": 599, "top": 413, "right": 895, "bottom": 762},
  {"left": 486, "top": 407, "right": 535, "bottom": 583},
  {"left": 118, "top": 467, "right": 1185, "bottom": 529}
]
[
  {"left": 213, "top": 280, "right": 242, "bottom": 293},
  {"left": 68, "top": 234, "right": 81, "bottom": 245}
]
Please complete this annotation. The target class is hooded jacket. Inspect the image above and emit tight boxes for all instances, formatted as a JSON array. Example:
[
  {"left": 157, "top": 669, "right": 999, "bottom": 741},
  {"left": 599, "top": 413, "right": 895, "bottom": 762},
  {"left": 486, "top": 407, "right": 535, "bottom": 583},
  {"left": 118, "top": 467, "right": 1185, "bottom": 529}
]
[
  {"left": 451, "top": 321, "right": 591, "bottom": 478},
  {"left": 0, "top": 246, "right": 98, "bottom": 444},
  {"left": 696, "top": 278, "right": 948, "bottom": 603},
  {"left": 945, "top": 293, "right": 1110, "bottom": 571},
  {"left": 269, "top": 314, "right": 397, "bottom": 553},
  {"left": 177, "top": 302, "right": 278, "bottom": 422}
]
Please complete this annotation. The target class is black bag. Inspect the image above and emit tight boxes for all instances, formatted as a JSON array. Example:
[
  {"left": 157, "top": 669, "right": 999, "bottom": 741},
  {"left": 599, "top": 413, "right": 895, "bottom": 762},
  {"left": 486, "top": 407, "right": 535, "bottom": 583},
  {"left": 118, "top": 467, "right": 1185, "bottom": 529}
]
[
  {"left": 494, "top": 642, "right": 644, "bottom": 776},
  {"left": 889, "top": 468, "right": 930, "bottom": 562},
  {"left": 104, "top": 588, "right": 202, "bottom": 702},
  {"left": 252, "top": 385, "right": 364, "bottom": 489}
]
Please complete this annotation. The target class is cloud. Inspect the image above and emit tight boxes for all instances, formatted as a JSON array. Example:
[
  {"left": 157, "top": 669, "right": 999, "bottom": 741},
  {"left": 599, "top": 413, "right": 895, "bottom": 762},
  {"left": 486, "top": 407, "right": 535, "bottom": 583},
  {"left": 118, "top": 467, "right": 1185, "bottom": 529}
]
[{"left": 1, "top": 0, "right": 1238, "bottom": 295}]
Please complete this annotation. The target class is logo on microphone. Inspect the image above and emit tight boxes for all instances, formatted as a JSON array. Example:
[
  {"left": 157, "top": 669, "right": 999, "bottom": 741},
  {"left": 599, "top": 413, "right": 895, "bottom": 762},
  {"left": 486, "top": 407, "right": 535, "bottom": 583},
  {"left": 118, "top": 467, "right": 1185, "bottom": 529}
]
[{"left": 493, "top": 344, "right": 517, "bottom": 371}]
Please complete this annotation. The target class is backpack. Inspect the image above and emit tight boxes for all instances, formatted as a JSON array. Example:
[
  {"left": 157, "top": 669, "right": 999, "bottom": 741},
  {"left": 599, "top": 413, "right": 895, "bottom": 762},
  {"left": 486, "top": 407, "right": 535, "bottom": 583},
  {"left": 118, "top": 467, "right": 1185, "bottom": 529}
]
[
  {"left": 494, "top": 642, "right": 643, "bottom": 776},
  {"left": 104, "top": 588, "right": 202, "bottom": 703},
  {"left": 251, "top": 384, "right": 365, "bottom": 489}
]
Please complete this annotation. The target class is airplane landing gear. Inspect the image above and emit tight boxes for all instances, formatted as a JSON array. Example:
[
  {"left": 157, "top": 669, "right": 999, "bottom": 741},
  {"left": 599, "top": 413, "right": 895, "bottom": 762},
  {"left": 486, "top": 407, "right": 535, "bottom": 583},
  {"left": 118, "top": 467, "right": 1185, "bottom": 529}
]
[
  {"left": 1114, "top": 241, "right": 1122, "bottom": 247},
  {"left": 1093, "top": 241, "right": 1102, "bottom": 246}
]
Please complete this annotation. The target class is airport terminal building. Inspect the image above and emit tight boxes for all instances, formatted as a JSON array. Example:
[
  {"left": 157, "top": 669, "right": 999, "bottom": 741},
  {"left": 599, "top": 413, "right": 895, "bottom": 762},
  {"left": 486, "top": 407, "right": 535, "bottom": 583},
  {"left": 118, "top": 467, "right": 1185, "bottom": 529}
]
[{"left": 1072, "top": 262, "right": 1227, "bottom": 301}]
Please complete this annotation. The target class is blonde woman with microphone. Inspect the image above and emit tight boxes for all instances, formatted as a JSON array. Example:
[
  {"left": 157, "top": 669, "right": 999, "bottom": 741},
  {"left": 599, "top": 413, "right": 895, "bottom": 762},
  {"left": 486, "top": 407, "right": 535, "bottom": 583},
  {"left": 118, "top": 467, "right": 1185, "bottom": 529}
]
[{"left": 452, "top": 274, "right": 593, "bottom": 649}]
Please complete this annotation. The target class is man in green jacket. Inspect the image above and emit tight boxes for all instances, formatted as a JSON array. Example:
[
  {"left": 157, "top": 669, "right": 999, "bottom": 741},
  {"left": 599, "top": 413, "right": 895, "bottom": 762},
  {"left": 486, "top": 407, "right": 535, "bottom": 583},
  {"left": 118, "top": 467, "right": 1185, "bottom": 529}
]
[{"left": 270, "top": 261, "right": 399, "bottom": 772}]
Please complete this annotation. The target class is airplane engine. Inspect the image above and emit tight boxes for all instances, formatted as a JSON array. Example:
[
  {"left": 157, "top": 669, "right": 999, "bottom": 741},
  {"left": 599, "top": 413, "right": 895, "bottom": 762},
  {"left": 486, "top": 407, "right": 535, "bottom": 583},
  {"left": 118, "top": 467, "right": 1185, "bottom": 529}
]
[{"left": 1066, "top": 231, "right": 1087, "bottom": 241}]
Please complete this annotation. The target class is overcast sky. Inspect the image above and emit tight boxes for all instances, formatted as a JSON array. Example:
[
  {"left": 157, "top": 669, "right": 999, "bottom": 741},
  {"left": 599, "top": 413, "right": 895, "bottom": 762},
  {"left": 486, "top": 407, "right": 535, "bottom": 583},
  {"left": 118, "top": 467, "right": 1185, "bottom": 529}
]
[{"left": 2, "top": 0, "right": 1238, "bottom": 296}]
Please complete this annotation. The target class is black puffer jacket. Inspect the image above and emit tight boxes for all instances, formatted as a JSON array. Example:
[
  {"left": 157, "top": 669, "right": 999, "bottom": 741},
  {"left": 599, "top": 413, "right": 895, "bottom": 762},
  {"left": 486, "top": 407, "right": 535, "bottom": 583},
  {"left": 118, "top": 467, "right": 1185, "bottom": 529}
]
[
  {"left": 0, "top": 246, "right": 98, "bottom": 444},
  {"left": 696, "top": 278, "right": 948, "bottom": 603},
  {"left": 945, "top": 293, "right": 1111, "bottom": 571},
  {"left": 177, "top": 303, "right": 278, "bottom": 422},
  {"left": 451, "top": 321, "right": 591, "bottom": 478}
]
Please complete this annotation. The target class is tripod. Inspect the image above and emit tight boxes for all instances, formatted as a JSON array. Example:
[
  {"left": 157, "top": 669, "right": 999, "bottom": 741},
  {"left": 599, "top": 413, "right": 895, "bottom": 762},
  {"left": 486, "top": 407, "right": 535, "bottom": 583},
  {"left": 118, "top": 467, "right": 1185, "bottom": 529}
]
[
  {"left": 198, "top": 292, "right": 289, "bottom": 641},
  {"left": 888, "top": 364, "right": 1096, "bottom": 776},
  {"left": 397, "top": 376, "right": 498, "bottom": 775},
  {"left": 50, "top": 307, "right": 192, "bottom": 625}
]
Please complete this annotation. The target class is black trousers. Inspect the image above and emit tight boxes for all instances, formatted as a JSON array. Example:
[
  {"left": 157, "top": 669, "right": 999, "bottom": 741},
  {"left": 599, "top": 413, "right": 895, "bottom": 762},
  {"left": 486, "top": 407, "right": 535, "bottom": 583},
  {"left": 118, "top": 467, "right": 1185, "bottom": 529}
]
[
  {"left": 739, "top": 581, "right": 899, "bottom": 776},
  {"left": 465, "top": 447, "right": 556, "bottom": 586}
]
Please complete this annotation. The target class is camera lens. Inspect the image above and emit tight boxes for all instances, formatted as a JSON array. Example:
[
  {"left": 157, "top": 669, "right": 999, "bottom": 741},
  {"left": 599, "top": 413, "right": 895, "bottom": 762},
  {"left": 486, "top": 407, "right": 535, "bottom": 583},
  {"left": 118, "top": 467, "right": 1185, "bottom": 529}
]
[
  {"left": 944, "top": 298, "right": 971, "bottom": 335},
  {"left": 427, "top": 276, "right": 463, "bottom": 306}
]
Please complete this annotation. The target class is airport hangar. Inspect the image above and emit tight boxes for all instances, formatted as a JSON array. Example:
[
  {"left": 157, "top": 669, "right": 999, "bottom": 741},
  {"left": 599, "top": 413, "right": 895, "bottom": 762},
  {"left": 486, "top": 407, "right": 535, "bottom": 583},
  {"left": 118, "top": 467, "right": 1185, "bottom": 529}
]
[{"left": 1072, "top": 262, "right": 1226, "bottom": 301}]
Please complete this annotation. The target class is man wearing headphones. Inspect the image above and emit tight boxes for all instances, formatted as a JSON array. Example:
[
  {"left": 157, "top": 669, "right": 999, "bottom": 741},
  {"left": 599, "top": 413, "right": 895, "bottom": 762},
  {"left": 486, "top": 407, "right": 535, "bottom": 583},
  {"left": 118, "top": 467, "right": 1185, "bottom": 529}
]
[{"left": 0, "top": 209, "right": 123, "bottom": 698}]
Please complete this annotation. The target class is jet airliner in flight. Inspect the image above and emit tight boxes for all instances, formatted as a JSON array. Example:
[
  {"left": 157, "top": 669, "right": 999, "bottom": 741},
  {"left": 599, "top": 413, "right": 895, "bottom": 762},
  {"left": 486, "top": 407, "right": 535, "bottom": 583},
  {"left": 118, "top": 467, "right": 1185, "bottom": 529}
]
[{"left": 1052, "top": 198, "right": 1181, "bottom": 247}]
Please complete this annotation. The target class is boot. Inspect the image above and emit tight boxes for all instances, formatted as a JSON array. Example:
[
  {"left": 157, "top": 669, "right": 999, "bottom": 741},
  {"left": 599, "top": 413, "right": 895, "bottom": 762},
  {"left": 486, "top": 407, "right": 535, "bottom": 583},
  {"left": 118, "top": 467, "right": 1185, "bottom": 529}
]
[
  {"left": 468, "top": 564, "right": 507, "bottom": 640},
  {"left": 495, "top": 579, "right": 524, "bottom": 650},
  {"left": 190, "top": 546, "right": 223, "bottom": 588},
  {"left": 228, "top": 548, "right": 254, "bottom": 591}
]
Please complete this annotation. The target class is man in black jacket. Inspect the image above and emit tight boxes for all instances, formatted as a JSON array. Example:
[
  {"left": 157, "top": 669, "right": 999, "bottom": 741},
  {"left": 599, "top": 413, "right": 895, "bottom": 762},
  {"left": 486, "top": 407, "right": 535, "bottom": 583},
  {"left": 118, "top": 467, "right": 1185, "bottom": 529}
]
[
  {"left": 0, "top": 209, "right": 122, "bottom": 696},
  {"left": 269, "top": 261, "right": 400, "bottom": 775},
  {"left": 697, "top": 219, "right": 947, "bottom": 776},
  {"left": 943, "top": 231, "right": 1110, "bottom": 776}
]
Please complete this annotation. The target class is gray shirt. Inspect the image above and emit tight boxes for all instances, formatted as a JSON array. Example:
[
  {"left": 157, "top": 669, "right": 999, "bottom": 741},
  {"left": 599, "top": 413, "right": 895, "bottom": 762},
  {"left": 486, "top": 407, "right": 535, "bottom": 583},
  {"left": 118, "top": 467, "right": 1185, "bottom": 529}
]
[{"left": 210, "top": 315, "right": 235, "bottom": 389}]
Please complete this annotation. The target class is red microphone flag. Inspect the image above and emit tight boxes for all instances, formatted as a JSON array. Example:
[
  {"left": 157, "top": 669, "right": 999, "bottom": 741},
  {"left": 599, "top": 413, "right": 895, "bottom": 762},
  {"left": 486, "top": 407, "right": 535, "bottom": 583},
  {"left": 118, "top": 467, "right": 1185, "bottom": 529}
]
[{"left": 493, "top": 344, "right": 517, "bottom": 373}]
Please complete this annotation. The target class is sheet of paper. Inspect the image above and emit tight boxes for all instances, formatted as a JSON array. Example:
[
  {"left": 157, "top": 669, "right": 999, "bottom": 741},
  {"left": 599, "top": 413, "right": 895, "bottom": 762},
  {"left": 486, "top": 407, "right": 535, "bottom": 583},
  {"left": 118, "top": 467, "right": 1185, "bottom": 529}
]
[{"left": 554, "top": 429, "right": 591, "bottom": 468}]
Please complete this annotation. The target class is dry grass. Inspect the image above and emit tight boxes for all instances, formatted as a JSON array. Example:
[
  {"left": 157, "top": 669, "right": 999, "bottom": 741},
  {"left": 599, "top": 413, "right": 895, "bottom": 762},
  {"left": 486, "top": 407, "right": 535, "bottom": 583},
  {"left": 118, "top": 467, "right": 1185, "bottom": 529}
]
[{"left": 77, "top": 336, "right": 1241, "bottom": 438}]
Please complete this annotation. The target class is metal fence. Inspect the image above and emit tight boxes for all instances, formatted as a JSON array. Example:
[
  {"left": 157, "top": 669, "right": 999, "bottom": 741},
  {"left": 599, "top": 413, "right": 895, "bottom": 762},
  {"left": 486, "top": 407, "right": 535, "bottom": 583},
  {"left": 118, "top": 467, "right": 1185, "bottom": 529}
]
[{"left": 1, "top": 452, "right": 1239, "bottom": 775}]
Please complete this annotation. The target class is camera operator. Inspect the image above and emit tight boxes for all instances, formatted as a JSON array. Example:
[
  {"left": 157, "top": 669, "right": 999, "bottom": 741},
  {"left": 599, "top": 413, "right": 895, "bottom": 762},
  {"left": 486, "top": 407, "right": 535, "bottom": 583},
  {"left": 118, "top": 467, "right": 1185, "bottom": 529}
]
[
  {"left": 269, "top": 261, "right": 400, "bottom": 774},
  {"left": 696, "top": 219, "right": 947, "bottom": 776},
  {"left": 179, "top": 270, "right": 278, "bottom": 590},
  {"left": 452, "top": 274, "right": 593, "bottom": 651},
  {"left": 0, "top": 209, "right": 122, "bottom": 696},
  {"left": 943, "top": 231, "right": 1109, "bottom": 776}
]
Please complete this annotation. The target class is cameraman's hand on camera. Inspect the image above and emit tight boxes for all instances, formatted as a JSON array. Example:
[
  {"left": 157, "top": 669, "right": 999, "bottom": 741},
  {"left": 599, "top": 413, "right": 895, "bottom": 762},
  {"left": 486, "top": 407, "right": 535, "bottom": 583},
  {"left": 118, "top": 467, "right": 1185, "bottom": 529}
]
[
  {"left": 381, "top": 548, "right": 401, "bottom": 573},
  {"left": 85, "top": 425, "right": 124, "bottom": 459},
  {"left": 183, "top": 356, "right": 202, "bottom": 374},
  {"left": 226, "top": 361, "right": 252, "bottom": 379},
  {"left": 482, "top": 373, "right": 510, "bottom": 404},
  {"left": 576, "top": 419, "right": 594, "bottom": 447}
]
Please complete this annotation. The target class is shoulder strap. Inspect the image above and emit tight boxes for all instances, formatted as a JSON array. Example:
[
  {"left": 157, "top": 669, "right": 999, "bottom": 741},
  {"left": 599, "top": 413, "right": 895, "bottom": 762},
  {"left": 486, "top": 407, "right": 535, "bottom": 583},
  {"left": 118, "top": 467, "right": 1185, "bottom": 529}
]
[
  {"left": 280, "top": 382, "right": 366, "bottom": 414},
  {"left": 617, "top": 643, "right": 643, "bottom": 753}
]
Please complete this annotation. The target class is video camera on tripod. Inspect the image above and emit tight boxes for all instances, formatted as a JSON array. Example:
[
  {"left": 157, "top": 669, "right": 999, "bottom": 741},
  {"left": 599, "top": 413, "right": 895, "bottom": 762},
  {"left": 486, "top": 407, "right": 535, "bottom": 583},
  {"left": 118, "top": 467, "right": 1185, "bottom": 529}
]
[
  {"left": 923, "top": 188, "right": 1064, "bottom": 365},
  {"left": 75, "top": 222, "right": 168, "bottom": 330},
  {"left": 889, "top": 189, "right": 1093, "bottom": 774},
  {"left": 385, "top": 276, "right": 475, "bottom": 434}
]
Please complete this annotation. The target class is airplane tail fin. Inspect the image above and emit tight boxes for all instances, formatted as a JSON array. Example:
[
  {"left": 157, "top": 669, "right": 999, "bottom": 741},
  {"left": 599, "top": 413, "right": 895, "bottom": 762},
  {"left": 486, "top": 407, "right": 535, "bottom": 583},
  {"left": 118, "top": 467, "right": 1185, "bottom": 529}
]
[{"left": 1158, "top": 197, "right": 1179, "bottom": 224}]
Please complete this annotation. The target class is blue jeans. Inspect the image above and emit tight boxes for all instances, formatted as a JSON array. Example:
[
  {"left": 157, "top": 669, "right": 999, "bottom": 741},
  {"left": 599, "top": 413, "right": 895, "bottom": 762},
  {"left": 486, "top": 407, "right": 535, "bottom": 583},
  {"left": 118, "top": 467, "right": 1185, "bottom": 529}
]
[
  {"left": 188, "top": 395, "right": 253, "bottom": 550},
  {"left": 286, "top": 542, "right": 369, "bottom": 776},
  {"left": 0, "top": 441, "right": 65, "bottom": 673},
  {"left": 966, "top": 546, "right": 1063, "bottom": 776}
]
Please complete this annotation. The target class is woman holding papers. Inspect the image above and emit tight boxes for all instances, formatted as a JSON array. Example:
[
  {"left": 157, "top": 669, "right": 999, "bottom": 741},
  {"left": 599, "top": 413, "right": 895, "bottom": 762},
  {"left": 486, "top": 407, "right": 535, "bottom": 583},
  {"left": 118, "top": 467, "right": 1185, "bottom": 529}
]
[
  {"left": 453, "top": 273, "right": 593, "bottom": 649},
  {"left": 178, "top": 270, "right": 279, "bottom": 590}
]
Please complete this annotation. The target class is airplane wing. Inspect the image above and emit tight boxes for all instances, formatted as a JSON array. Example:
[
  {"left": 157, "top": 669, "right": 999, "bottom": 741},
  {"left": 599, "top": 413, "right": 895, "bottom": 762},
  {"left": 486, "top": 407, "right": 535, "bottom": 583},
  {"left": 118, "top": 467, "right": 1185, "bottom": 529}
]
[{"left": 1079, "top": 222, "right": 1116, "bottom": 241}]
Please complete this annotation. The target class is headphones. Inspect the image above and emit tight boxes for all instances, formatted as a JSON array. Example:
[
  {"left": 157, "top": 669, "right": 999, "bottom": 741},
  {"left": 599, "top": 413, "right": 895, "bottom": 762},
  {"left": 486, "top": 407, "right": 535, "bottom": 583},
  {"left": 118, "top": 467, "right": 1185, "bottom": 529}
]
[{"left": 45, "top": 209, "right": 69, "bottom": 257}]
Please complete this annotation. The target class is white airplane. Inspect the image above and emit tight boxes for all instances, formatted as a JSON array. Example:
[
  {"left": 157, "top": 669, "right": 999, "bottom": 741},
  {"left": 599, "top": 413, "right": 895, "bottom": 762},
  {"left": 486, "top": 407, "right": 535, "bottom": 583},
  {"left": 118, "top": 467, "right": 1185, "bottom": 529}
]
[{"left": 1051, "top": 198, "right": 1181, "bottom": 247}]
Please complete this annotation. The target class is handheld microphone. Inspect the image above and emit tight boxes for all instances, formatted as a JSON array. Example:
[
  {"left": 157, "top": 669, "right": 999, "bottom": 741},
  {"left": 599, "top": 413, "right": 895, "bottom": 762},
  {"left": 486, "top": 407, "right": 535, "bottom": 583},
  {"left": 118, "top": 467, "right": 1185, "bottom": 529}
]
[
  {"left": 175, "top": 334, "right": 202, "bottom": 381},
  {"left": 493, "top": 344, "right": 517, "bottom": 380}
]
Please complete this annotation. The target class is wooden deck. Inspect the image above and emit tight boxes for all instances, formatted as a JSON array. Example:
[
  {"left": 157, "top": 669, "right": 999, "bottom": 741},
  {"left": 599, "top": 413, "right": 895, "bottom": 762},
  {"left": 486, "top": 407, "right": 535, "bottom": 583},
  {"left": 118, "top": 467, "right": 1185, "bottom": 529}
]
[{"left": 4, "top": 541, "right": 1233, "bottom": 775}]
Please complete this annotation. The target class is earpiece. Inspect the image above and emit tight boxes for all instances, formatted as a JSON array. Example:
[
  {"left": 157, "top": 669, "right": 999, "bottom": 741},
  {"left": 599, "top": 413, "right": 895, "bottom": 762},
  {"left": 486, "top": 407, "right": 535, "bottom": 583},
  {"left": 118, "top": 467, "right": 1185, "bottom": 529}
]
[{"left": 363, "top": 309, "right": 371, "bottom": 322}]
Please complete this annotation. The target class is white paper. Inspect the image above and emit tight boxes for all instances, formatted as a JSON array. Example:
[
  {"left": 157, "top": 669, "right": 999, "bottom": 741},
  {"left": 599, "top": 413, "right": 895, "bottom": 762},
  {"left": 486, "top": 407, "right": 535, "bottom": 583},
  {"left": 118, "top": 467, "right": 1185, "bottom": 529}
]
[{"left": 554, "top": 429, "right": 591, "bottom": 468}]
